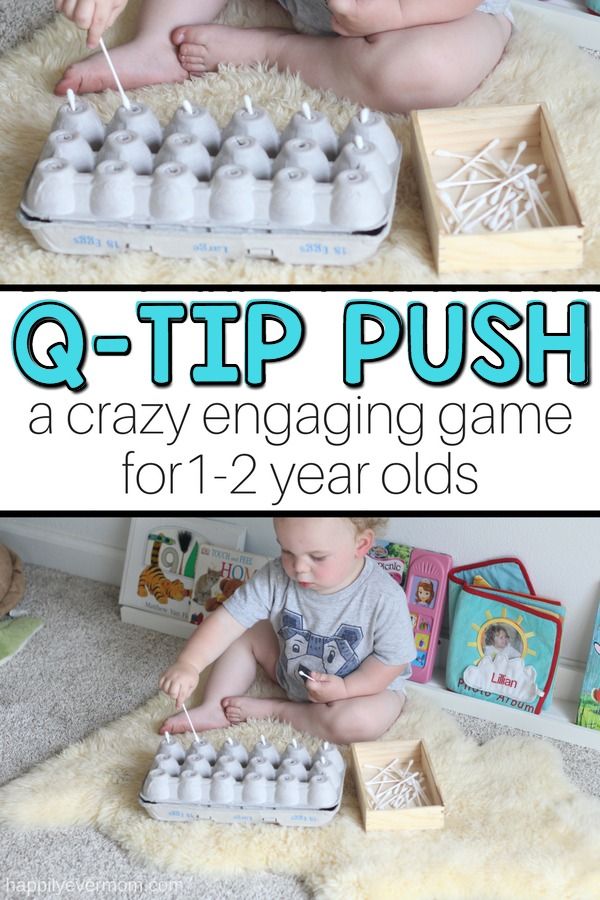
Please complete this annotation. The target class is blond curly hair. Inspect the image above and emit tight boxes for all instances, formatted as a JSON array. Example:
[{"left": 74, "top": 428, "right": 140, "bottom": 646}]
[{"left": 347, "top": 517, "right": 388, "bottom": 534}]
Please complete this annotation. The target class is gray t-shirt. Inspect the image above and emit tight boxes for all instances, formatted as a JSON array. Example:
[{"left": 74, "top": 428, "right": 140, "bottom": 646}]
[{"left": 224, "top": 555, "right": 416, "bottom": 701}]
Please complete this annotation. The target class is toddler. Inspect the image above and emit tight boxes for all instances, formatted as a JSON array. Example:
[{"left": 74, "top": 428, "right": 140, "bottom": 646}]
[
  {"left": 159, "top": 516, "right": 416, "bottom": 744},
  {"left": 54, "top": 0, "right": 513, "bottom": 114}
]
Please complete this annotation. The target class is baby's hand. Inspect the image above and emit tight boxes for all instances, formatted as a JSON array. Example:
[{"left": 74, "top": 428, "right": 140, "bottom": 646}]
[
  {"left": 55, "top": 0, "right": 129, "bottom": 48},
  {"left": 305, "top": 672, "right": 348, "bottom": 703},
  {"left": 159, "top": 661, "right": 200, "bottom": 708},
  {"left": 328, "top": 0, "right": 381, "bottom": 37}
]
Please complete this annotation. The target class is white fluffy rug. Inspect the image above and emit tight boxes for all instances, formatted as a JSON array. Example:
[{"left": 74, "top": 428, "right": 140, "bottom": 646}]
[
  {"left": 1, "top": 670, "right": 598, "bottom": 899},
  {"left": 1, "top": 1, "right": 599, "bottom": 284}
]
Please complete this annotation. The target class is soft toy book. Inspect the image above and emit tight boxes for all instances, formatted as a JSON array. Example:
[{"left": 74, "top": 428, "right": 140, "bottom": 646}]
[
  {"left": 446, "top": 558, "right": 565, "bottom": 715},
  {"left": 576, "top": 600, "right": 600, "bottom": 730}
]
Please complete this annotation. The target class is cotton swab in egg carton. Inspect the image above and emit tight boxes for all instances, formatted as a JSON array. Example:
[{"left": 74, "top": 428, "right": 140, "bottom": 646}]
[
  {"left": 139, "top": 730, "right": 346, "bottom": 826},
  {"left": 434, "top": 138, "right": 559, "bottom": 235},
  {"left": 19, "top": 85, "right": 402, "bottom": 264}
]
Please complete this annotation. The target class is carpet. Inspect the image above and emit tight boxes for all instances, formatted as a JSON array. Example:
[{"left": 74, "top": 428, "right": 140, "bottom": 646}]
[
  {"left": 1, "top": 668, "right": 598, "bottom": 900},
  {"left": 0, "top": 2, "right": 600, "bottom": 284}
]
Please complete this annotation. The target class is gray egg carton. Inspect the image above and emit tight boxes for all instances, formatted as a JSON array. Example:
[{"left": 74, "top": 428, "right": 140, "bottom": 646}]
[
  {"left": 139, "top": 734, "right": 346, "bottom": 826},
  {"left": 18, "top": 98, "right": 402, "bottom": 265}
]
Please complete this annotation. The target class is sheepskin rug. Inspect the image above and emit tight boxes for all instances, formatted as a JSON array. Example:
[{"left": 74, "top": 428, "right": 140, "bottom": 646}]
[
  {"left": 0, "top": 2, "right": 599, "bottom": 284},
  {"left": 1, "top": 669, "right": 598, "bottom": 900}
]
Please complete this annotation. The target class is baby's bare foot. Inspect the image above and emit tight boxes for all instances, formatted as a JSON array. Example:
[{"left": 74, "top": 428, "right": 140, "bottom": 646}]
[
  {"left": 160, "top": 703, "right": 229, "bottom": 734},
  {"left": 172, "top": 24, "right": 284, "bottom": 74},
  {"left": 55, "top": 39, "right": 188, "bottom": 96},
  {"left": 222, "top": 695, "right": 284, "bottom": 724}
]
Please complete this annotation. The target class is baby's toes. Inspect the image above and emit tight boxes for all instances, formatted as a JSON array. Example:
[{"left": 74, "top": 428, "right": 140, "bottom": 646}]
[{"left": 178, "top": 45, "right": 207, "bottom": 72}]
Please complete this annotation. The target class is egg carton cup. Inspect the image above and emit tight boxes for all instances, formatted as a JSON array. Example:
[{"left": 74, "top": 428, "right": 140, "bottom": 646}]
[
  {"left": 139, "top": 734, "right": 346, "bottom": 826},
  {"left": 19, "top": 99, "right": 402, "bottom": 266}
]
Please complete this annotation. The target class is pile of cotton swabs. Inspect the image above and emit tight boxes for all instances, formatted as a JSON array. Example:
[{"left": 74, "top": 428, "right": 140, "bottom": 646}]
[
  {"left": 363, "top": 758, "right": 429, "bottom": 810},
  {"left": 434, "top": 138, "right": 558, "bottom": 235}
]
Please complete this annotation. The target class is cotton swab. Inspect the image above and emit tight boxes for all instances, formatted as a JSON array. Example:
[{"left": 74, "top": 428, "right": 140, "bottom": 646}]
[
  {"left": 243, "top": 94, "right": 254, "bottom": 115},
  {"left": 182, "top": 99, "right": 194, "bottom": 114},
  {"left": 299, "top": 669, "right": 317, "bottom": 683},
  {"left": 180, "top": 702, "right": 199, "bottom": 742},
  {"left": 67, "top": 88, "right": 77, "bottom": 111},
  {"left": 99, "top": 37, "right": 131, "bottom": 110},
  {"left": 302, "top": 102, "right": 312, "bottom": 120}
]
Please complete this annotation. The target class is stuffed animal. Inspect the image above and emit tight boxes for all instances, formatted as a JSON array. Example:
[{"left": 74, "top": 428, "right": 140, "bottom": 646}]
[{"left": 0, "top": 544, "right": 25, "bottom": 618}]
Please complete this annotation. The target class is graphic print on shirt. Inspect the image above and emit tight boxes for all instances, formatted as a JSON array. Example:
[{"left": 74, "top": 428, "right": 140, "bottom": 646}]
[{"left": 277, "top": 609, "right": 363, "bottom": 687}]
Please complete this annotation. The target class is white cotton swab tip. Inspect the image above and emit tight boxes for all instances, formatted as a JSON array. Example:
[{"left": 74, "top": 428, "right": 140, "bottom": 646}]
[
  {"left": 260, "top": 734, "right": 266, "bottom": 745},
  {"left": 164, "top": 731, "right": 171, "bottom": 743},
  {"left": 182, "top": 99, "right": 194, "bottom": 114},
  {"left": 243, "top": 94, "right": 254, "bottom": 115},
  {"left": 301, "top": 102, "right": 312, "bottom": 120},
  {"left": 99, "top": 37, "right": 131, "bottom": 110},
  {"left": 66, "top": 88, "right": 77, "bottom": 112},
  {"left": 359, "top": 107, "right": 370, "bottom": 124},
  {"left": 354, "top": 135, "right": 365, "bottom": 150},
  {"left": 180, "top": 702, "right": 199, "bottom": 742}
]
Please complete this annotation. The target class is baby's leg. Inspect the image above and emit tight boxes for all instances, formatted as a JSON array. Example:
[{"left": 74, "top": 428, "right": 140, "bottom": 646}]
[
  {"left": 160, "top": 620, "right": 280, "bottom": 734},
  {"left": 56, "top": 0, "right": 227, "bottom": 96},
  {"left": 224, "top": 689, "right": 405, "bottom": 743},
  {"left": 173, "top": 12, "right": 511, "bottom": 113}
]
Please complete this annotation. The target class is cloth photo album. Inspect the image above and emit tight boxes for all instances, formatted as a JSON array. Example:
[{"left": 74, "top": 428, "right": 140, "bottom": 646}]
[{"left": 446, "top": 558, "right": 565, "bottom": 715}]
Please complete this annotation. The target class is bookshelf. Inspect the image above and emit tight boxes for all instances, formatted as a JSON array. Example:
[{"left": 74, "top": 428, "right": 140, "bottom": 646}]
[
  {"left": 410, "top": 661, "right": 600, "bottom": 751},
  {"left": 515, "top": 0, "right": 600, "bottom": 50}
]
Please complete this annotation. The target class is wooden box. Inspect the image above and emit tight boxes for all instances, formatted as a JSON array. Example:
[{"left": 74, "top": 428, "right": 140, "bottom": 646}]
[
  {"left": 410, "top": 103, "right": 584, "bottom": 274},
  {"left": 350, "top": 739, "right": 445, "bottom": 831}
]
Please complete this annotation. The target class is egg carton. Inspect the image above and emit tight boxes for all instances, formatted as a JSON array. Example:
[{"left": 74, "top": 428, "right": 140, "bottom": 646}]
[
  {"left": 139, "top": 733, "right": 346, "bottom": 826},
  {"left": 18, "top": 97, "right": 402, "bottom": 265}
]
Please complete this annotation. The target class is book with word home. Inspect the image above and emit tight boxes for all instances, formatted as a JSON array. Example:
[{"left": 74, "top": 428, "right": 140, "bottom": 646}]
[{"left": 191, "top": 545, "right": 271, "bottom": 624}]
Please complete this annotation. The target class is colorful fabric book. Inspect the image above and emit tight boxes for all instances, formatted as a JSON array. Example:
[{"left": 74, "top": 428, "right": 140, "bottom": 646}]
[
  {"left": 576, "top": 601, "right": 600, "bottom": 730},
  {"left": 446, "top": 558, "right": 565, "bottom": 715}
]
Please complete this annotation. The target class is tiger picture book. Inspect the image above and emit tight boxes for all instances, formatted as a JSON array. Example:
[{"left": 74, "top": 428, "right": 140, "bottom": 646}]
[
  {"left": 576, "top": 600, "right": 600, "bottom": 731},
  {"left": 118, "top": 517, "right": 248, "bottom": 636}
]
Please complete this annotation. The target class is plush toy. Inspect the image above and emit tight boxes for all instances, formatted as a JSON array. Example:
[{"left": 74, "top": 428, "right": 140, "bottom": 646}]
[{"left": 0, "top": 544, "right": 25, "bottom": 618}]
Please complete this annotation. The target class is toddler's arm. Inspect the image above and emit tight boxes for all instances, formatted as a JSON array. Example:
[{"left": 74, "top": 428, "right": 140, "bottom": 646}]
[
  {"left": 159, "top": 607, "right": 247, "bottom": 708},
  {"left": 306, "top": 656, "right": 408, "bottom": 703},
  {"left": 55, "top": 0, "right": 129, "bottom": 48},
  {"left": 329, "top": 0, "right": 483, "bottom": 38}
]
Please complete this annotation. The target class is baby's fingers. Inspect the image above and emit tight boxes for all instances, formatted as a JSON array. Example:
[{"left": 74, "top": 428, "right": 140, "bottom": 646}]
[
  {"left": 87, "top": 7, "right": 111, "bottom": 46},
  {"left": 55, "top": 0, "right": 78, "bottom": 17}
]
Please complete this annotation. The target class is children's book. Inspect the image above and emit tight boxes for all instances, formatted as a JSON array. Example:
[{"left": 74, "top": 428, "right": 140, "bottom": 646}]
[
  {"left": 191, "top": 545, "right": 271, "bottom": 624},
  {"left": 118, "top": 517, "right": 247, "bottom": 633},
  {"left": 368, "top": 540, "right": 453, "bottom": 684},
  {"left": 576, "top": 600, "right": 600, "bottom": 730},
  {"left": 446, "top": 559, "right": 565, "bottom": 716}
]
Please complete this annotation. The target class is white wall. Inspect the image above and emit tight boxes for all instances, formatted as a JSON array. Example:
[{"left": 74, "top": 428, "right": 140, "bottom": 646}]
[{"left": 0, "top": 515, "right": 597, "bottom": 667}]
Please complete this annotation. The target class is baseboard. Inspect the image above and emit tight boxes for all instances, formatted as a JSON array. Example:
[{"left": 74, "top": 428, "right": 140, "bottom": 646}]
[{"left": 0, "top": 519, "right": 126, "bottom": 586}]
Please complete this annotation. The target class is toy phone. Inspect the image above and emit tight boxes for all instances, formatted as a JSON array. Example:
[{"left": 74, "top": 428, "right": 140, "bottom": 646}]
[{"left": 404, "top": 548, "right": 453, "bottom": 684}]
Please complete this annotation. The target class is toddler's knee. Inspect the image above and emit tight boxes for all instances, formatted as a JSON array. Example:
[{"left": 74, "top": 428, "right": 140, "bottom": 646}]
[
  {"left": 362, "top": 41, "right": 464, "bottom": 113},
  {"left": 324, "top": 706, "right": 381, "bottom": 744}
]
